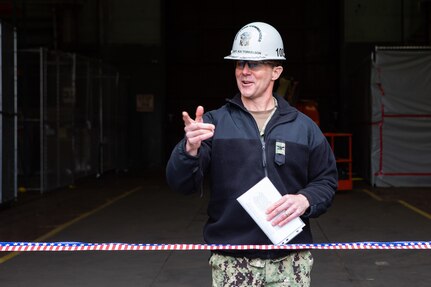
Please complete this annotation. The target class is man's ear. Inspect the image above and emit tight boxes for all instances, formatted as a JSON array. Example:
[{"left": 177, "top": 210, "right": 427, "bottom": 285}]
[{"left": 272, "top": 66, "right": 283, "bottom": 81}]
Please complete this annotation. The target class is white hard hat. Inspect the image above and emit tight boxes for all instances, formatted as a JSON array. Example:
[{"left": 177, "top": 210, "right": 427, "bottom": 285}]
[{"left": 224, "top": 22, "right": 286, "bottom": 61}]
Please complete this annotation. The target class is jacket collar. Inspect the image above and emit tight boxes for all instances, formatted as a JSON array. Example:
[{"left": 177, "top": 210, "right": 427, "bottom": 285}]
[{"left": 227, "top": 93, "right": 298, "bottom": 118}]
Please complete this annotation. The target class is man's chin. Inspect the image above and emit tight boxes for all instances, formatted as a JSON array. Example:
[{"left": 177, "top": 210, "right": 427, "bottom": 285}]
[{"left": 239, "top": 89, "right": 255, "bottom": 98}]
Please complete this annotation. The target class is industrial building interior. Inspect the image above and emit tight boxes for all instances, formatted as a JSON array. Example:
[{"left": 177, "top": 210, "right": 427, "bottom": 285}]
[{"left": 0, "top": 0, "right": 430, "bottom": 286}]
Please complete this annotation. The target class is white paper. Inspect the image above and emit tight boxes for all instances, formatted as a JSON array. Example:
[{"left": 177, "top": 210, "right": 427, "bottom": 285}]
[{"left": 237, "top": 177, "right": 305, "bottom": 245}]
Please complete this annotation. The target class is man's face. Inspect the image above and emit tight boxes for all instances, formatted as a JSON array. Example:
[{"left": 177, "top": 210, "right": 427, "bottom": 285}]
[{"left": 235, "top": 61, "right": 282, "bottom": 100}]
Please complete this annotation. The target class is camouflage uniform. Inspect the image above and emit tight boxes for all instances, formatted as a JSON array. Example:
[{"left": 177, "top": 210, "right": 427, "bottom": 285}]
[{"left": 209, "top": 251, "right": 313, "bottom": 287}]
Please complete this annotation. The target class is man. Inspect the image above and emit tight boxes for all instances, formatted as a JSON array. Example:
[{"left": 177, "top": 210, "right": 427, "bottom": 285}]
[{"left": 166, "top": 22, "right": 337, "bottom": 286}]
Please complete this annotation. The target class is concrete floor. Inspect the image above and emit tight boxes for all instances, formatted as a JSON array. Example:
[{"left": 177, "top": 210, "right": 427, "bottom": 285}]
[{"left": 0, "top": 170, "right": 430, "bottom": 286}]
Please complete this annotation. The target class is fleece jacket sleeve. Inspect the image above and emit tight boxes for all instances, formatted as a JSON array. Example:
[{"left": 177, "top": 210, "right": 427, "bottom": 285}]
[
  {"left": 298, "top": 138, "right": 338, "bottom": 218},
  {"left": 166, "top": 137, "right": 212, "bottom": 195}
]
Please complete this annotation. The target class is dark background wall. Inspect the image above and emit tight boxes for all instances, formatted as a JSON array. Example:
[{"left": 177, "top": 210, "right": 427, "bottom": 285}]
[
  {"left": 1, "top": 0, "right": 430, "bottom": 181},
  {"left": 165, "top": 0, "right": 340, "bottom": 159}
]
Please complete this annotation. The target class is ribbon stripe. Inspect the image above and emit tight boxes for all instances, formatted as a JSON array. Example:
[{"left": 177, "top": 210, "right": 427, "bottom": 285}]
[{"left": 0, "top": 241, "right": 430, "bottom": 252}]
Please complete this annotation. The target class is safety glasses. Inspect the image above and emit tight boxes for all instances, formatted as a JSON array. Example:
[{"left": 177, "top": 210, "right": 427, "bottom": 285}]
[{"left": 235, "top": 60, "right": 279, "bottom": 70}]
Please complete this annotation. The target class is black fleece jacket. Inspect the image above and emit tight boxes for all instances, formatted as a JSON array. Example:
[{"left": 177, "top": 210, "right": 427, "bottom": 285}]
[{"left": 166, "top": 94, "right": 338, "bottom": 259}]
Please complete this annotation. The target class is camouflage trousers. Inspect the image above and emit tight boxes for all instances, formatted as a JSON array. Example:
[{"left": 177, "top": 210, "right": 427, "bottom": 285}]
[{"left": 209, "top": 251, "right": 313, "bottom": 287}]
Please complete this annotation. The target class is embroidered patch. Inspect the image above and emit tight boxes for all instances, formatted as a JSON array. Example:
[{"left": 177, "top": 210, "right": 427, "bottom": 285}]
[{"left": 275, "top": 141, "right": 285, "bottom": 155}]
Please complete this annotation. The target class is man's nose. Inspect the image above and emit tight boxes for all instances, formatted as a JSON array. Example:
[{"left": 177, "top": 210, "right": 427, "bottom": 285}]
[{"left": 242, "top": 63, "right": 251, "bottom": 73}]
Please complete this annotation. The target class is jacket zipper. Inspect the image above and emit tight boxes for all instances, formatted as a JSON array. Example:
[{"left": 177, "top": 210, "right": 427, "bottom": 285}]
[
  {"left": 226, "top": 96, "right": 293, "bottom": 178},
  {"left": 243, "top": 108, "right": 272, "bottom": 179},
  {"left": 260, "top": 101, "right": 277, "bottom": 178},
  {"left": 261, "top": 135, "right": 268, "bottom": 177}
]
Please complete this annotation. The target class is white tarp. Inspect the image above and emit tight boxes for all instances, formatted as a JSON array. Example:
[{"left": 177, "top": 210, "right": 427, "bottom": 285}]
[{"left": 371, "top": 47, "right": 431, "bottom": 187}]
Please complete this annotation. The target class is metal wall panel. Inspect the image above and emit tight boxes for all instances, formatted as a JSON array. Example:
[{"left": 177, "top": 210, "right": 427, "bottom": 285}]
[
  {"left": 0, "top": 22, "right": 17, "bottom": 204},
  {"left": 18, "top": 49, "right": 127, "bottom": 193}
]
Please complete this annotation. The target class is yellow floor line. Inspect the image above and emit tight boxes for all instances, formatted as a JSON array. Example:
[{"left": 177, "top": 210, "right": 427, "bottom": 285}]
[
  {"left": 398, "top": 200, "right": 431, "bottom": 220},
  {"left": 361, "top": 188, "right": 431, "bottom": 220},
  {"left": 0, "top": 186, "right": 142, "bottom": 264},
  {"left": 361, "top": 188, "right": 383, "bottom": 201}
]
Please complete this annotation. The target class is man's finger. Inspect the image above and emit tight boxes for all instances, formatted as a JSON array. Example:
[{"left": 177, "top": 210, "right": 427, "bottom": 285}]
[
  {"left": 182, "top": 111, "right": 193, "bottom": 126},
  {"left": 195, "top": 106, "right": 204, "bottom": 123},
  {"left": 266, "top": 197, "right": 285, "bottom": 216}
]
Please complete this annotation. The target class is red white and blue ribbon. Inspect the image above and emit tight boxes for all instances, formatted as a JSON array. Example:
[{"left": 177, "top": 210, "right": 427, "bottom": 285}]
[{"left": 1, "top": 241, "right": 430, "bottom": 252}]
